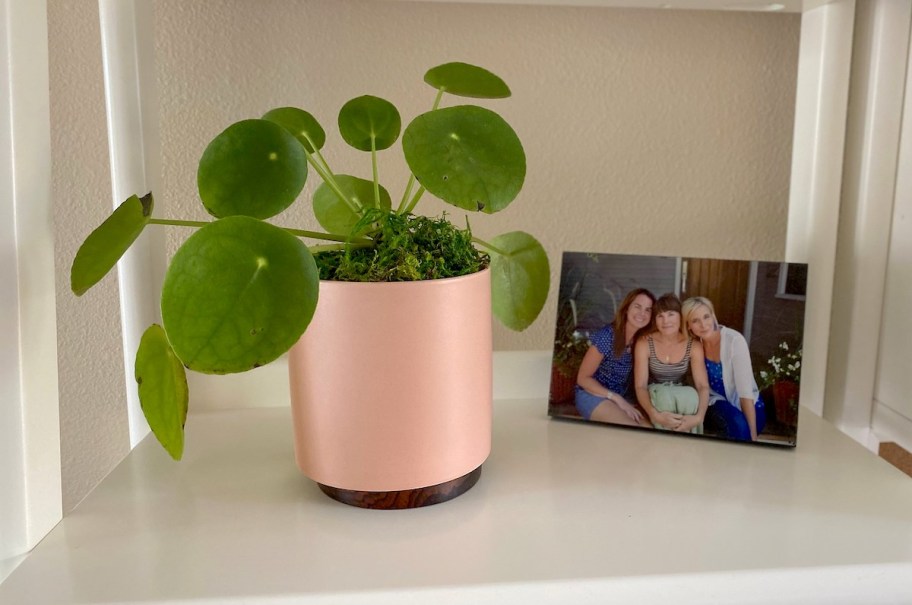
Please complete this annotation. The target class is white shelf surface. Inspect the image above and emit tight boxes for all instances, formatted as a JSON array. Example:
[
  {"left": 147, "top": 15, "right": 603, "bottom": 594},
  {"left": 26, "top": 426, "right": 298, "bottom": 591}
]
[{"left": 2, "top": 398, "right": 912, "bottom": 604}]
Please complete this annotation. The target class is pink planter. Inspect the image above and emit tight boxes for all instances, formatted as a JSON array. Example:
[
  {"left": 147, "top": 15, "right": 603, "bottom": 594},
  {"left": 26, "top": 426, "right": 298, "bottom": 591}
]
[{"left": 288, "top": 269, "right": 492, "bottom": 508}]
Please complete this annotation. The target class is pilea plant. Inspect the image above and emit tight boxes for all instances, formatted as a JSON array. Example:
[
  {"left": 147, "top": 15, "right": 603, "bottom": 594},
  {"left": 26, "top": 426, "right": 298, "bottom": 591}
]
[{"left": 71, "top": 62, "right": 550, "bottom": 460}]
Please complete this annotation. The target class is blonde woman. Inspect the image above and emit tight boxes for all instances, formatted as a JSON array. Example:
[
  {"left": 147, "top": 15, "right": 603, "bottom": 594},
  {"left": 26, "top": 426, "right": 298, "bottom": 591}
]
[
  {"left": 575, "top": 288, "right": 656, "bottom": 427},
  {"left": 681, "top": 296, "right": 766, "bottom": 441},
  {"left": 633, "top": 294, "right": 710, "bottom": 434}
]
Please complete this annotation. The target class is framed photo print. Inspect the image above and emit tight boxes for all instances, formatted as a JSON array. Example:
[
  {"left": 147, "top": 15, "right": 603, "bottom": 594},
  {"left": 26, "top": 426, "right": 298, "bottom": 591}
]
[{"left": 549, "top": 252, "right": 807, "bottom": 447}]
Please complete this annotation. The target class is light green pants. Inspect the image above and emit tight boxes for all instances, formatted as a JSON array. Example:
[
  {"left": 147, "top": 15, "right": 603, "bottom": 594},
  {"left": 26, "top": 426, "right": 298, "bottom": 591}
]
[{"left": 648, "top": 383, "right": 703, "bottom": 434}]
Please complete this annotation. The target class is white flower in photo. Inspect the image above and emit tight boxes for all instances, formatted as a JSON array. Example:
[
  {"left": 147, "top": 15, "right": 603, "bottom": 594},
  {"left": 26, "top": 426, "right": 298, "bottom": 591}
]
[{"left": 759, "top": 340, "right": 803, "bottom": 389}]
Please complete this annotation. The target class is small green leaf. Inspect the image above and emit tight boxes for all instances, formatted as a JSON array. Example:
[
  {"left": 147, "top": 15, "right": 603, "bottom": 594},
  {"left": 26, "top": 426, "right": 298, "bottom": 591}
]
[
  {"left": 313, "top": 175, "right": 391, "bottom": 235},
  {"left": 161, "top": 216, "right": 319, "bottom": 374},
  {"left": 338, "top": 95, "right": 401, "bottom": 152},
  {"left": 197, "top": 119, "right": 307, "bottom": 219},
  {"left": 489, "top": 232, "right": 550, "bottom": 331},
  {"left": 71, "top": 193, "right": 154, "bottom": 296},
  {"left": 262, "top": 107, "right": 326, "bottom": 153},
  {"left": 403, "top": 105, "right": 525, "bottom": 214},
  {"left": 135, "top": 324, "right": 188, "bottom": 461},
  {"left": 424, "top": 62, "right": 511, "bottom": 99}
]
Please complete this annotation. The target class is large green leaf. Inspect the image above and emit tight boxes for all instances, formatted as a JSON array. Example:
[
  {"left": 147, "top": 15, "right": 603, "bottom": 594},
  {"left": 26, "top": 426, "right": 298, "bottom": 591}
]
[
  {"left": 135, "top": 324, "right": 188, "bottom": 461},
  {"left": 197, "top": 119, "right": 307, "bottom": 219},
  {"left": 71, "top": 193, "right": 153, "bottom": 296},
  {"left": 161, "top": 216, "right": 319, "bottom": 374},
  {"left": 402, "top": 105, "right": 525, "bottom": 214},
  {"left": 424, "top": 62, "right": 511, "bottom": 99},
  {"left": 338, "top": 95, "right": 401, "bottom": 152},
  {"left": 262, "top": 107, "right": 326, "bottom": 153},
  {"left": 489, "top": 232, "right": 549, "bottom": 331},
  {"left": 313, "top": 174, "right": 391, "bottom": 235}
]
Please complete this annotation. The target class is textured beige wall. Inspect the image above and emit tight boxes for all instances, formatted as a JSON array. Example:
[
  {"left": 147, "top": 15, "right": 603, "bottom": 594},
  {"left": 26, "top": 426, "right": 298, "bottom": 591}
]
[
  {"left": 49, "top": 0, "right": 130, "bottom": 511},
  {"left": 153, "top": 0, "right": 800, "bottom": 350}
]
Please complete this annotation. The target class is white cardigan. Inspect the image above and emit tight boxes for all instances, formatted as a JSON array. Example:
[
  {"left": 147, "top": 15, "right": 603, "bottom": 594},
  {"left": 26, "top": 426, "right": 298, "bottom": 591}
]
[{"left": 709, "top": 327, "right": 760, "bottom": 408}]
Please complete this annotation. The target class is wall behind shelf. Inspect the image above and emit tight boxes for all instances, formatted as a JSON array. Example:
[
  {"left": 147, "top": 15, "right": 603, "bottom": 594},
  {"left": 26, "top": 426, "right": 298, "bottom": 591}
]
[
  {"left": 152, "top": 0, "right": 801, "bottom": 351},
  {"left": 49, "top": 0, "right": 131, "bottom": 513}
]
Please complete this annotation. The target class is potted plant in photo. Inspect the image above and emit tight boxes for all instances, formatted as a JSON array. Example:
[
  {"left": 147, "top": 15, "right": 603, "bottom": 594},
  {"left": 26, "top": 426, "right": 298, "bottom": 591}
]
[
  {"left": 71, "top": 62, "right": 549, "bottom": 508},
  {"left": 758, "top": 341, "right": 802, "bottom": 428},
  {"left": 551, "top": 296, "right": 589, "bottom": 407}
]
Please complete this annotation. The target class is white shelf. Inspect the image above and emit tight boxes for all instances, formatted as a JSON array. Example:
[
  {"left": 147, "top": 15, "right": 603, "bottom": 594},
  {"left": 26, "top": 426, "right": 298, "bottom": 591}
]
[
  {"left": 2, "top": 395, "right": 912, "bottom": 603},
  {"left": 381, "top": 0, "right": 814, "bottom": 14}
]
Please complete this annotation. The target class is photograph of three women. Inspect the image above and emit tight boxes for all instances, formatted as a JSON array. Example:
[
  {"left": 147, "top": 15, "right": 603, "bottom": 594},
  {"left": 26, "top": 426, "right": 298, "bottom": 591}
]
[{"left": 549, "top": 252, "right": 808, "bottom": 446}]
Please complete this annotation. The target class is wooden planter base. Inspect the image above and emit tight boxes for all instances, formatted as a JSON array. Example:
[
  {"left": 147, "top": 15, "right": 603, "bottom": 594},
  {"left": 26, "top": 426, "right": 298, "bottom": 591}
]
[{"left": 317, "top": 466, "right": 483, "bottom": 509}]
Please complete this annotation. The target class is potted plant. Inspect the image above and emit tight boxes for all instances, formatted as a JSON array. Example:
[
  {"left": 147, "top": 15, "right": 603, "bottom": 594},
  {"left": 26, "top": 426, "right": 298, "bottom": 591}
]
[
  {"left": 71, "top": 62, "right": 549, "bottom": 508},
  {"left": 758, "top": 341, "right": 802, "bottom": 427}
]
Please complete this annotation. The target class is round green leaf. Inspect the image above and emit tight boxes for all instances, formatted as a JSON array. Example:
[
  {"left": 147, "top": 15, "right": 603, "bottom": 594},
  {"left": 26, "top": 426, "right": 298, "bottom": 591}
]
[
  {"left": 338, "top": 95, "right": 401, "bottom": 151},
  {"left": 135, "top": 324, "right": 188, "bottom": 461},
  {"left": 161, "top": 216, "right": 319, "bottom": 374},
  {"left": 424, "top": 62, "right": 511, "bottom": 99},
  {"left": 313, "top": 174, "right": 392, "bottom": 235},
  {"left": 71, "top": 193, "right": 154, "bottom": 296},
  {"left": 197, "top": 119, "right": 307, "bottom": 219},
  {"left": 403, "top": 105, "right": 525, "bottom": 214},
  {"left": 489, "top": 232, "right": 550, "bottom": 331},
  {"left": 262, "top": 107, "right": 326, "bottom": 153}
]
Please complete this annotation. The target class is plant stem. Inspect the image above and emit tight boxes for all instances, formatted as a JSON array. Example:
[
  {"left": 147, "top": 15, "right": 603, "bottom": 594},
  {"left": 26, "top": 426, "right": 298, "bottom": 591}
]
[
  {"left": 472, "top": 236, "right": 510, "bottom": 257},
  {"left": 148, "top": 218, "right": 208, "bottom": 228},
  {"left": 298, "top": 136, "right": 358, "bottom": 214},
  {"left": 283, "top": 227, "right": 372, "bottom": 245},
  {"left": 149, "top": 218, "right": 369, "bottom": 245},
  {"left": 403, "top": 185, "right": 426, "bottom": 215},
  {"left": 305, "top": 153, "right": 360, "bottom": 214},
  {"left": 396, "top": 89, "right": 444, "bottom": 215},
  {"left": 303, "top": 134, "right": 335, "bottom": 180},
  {"left": 396, "top": 174, "right": 417, "bottom": 214},
  {"left": 431, "top": 88, "right": 444, "bottom": 111},
  {"left": 370, "top": 136, "right": 380, "bottom": 209},
  {"left": 308, "top": 242, "right": 373, "bottom": 254}
]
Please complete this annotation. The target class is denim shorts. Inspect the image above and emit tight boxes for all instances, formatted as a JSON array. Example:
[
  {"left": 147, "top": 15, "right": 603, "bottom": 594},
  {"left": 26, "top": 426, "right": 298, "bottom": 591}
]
[{"left": 575, "top": 387, "right": 607, "bottom": 420}]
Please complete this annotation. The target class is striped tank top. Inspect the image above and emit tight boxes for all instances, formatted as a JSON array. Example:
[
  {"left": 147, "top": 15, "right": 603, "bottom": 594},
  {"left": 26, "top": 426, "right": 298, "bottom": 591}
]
[{"left": 647, "top": 335, "right": 693, "bottom": 384}]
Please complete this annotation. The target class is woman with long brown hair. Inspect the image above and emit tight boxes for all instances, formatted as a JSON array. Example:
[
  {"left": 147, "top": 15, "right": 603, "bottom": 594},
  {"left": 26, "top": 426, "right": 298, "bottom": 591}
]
[{"left": 575, "top": 288, "right": 656, "bottom": 427}]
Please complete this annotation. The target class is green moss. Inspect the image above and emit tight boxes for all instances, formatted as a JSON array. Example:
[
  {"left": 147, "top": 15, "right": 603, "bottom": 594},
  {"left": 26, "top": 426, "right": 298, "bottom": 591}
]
[{"left": 315, "top": 211, "right": 489, "bottom": 282}]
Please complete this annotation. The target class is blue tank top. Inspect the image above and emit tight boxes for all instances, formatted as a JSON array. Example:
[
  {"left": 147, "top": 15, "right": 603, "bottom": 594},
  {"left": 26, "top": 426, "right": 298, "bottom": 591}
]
[{"left": 705, "top": 358, "right": 725, "bottom": 398}]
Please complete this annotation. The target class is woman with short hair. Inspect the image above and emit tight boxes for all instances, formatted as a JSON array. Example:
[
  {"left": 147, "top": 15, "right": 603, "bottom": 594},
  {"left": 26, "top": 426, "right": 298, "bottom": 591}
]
[{"left": 633, "top": 293, "right": 710, "bottom": 434}]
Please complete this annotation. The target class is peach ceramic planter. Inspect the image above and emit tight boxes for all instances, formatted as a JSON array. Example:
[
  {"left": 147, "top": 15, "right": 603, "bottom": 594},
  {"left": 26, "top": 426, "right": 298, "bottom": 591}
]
[{"left": 288, "top": 269, "right": 492, "bottom": 508}]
